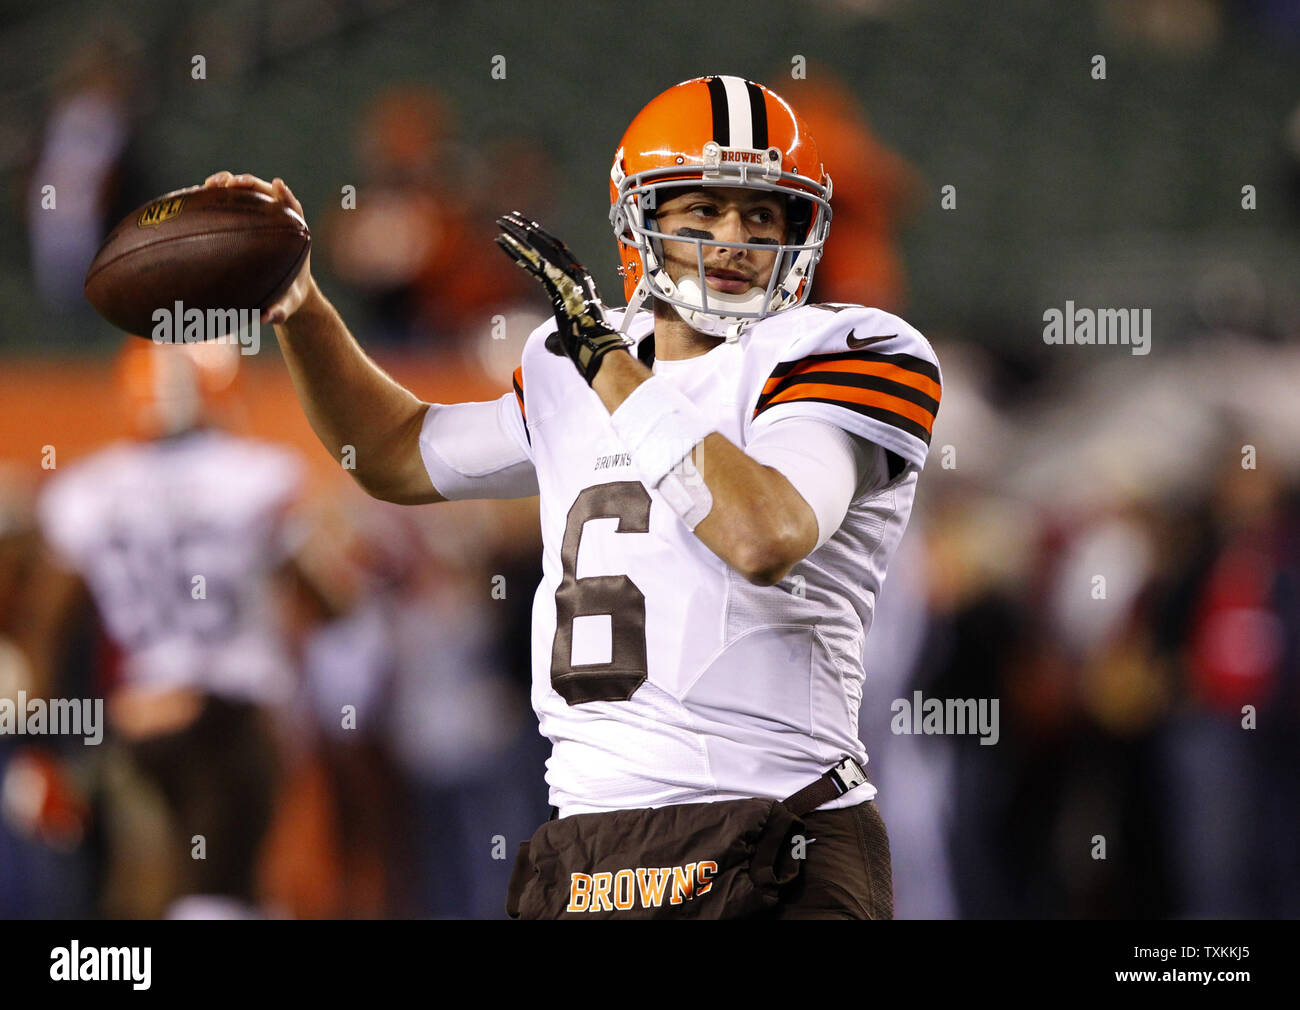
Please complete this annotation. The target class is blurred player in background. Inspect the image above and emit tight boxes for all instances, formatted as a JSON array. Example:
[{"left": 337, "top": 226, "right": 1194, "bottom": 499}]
[
  {"left": 323, "top": 84, "right": 538, "bottom": 346},
  {"left": 785, "top": 70, "right": 922, "bottom": 313},
  {"left": 15, "top": 337, "right": 335, "bottom": 918}
]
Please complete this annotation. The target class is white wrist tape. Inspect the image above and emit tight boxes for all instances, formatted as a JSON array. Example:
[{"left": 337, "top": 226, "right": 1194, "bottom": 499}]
[
  {"left": 609, "top": 375, "right": 714, "bottom": 489},
  {"left": 656, "top": 467, "right": 714, "bottom": 531}
]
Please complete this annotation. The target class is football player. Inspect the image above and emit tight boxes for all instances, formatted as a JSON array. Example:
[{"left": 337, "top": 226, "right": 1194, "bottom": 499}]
[
  {"left": 206, "top": 74, "right": 941, "bottom": 919},
  {"left": 21, "top": 338, "right": 325, "bottom": 918}
]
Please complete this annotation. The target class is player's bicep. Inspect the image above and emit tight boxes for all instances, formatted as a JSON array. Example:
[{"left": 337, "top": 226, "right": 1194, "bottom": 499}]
[
  {"left": 417, "top": 392, "right": 539, "bottom": 501},
  {"left": 352, "top": 402, "right": 445, "bottom": 504}
]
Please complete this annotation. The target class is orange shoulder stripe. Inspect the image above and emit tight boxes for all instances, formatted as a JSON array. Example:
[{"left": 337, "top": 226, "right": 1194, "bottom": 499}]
[{"left": 764, "top": 381, "right": 937, "bottom": 433}]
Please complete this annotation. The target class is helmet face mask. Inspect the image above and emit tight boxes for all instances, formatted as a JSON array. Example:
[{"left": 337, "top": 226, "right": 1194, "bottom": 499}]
[{"left": 609, "top": 77, "right": 833, "bottom": 340}]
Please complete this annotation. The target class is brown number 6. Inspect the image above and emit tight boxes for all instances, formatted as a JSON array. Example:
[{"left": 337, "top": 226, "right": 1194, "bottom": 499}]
[{"left": 551, "top": 481, "right": 651, "bottom": 704}]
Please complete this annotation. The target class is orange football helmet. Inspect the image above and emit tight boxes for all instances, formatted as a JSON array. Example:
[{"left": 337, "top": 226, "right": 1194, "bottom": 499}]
[
  {"left": 609, "top": 76, "right": 832, "bottom": 339},
  {"left": 116, "top": 337, "right": 240, "bottom": 439}
]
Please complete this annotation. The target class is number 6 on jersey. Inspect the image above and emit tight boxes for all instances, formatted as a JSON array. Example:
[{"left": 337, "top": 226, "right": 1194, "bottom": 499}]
[{"left": 551, "top": 481, "right": 652, "bottom": 704}]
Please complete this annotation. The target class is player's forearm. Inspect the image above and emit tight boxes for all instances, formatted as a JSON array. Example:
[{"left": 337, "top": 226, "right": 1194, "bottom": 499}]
[
  {"left": 273, "top": 281, "right": 442, "bottom": 504},
  {"left": 590, "top": 348, "right": 650, "bottom": 412},
  {"left": 690, "top": 435, "right": 818, "bottom": 585},
  {"left": 593, "top": 353, "right": 817, "bottom": 584}
]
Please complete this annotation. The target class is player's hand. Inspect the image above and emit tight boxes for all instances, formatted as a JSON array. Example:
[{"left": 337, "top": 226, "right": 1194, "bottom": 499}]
[
  {"left": 495, "top": 211, "right": 631, "bottom": 385},
  {"left": 203, "top": 171, "right": 315, "bottom": 325}
]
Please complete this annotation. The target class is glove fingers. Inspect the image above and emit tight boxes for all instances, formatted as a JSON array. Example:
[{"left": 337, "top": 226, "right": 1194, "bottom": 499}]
[
  {"left": 496, "top": 212, "right": 620, "bottom": 382},
  {"left": 496, "top": 212, "right": 538, "bottom": 249},
  {"left": 497, "top": 215, "right": 579, "bottom": 292},
  {"left": 498, "top": 210, "right": 534, "bottom": 231},
  {"left": 497, "top": 234, "right": 575, "bottom": 332},
  {"left": 499, "top": 211, "right": 584, "bottom": 275},
  {"left": 495, "top": 233, "right": 548, "bottom": 282},
  {"left": 524, "top": 228, "right": 580, "bottom": 274}
]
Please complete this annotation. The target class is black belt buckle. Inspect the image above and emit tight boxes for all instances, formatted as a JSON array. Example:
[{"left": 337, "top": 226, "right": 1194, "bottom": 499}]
[{"left": 827, "top": 756, "right": 868, "bottom": 796}]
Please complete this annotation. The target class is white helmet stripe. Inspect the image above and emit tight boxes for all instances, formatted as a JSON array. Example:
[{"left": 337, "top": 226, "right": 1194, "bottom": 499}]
[{"left": 719, "top": 76, "right": 754, "bottom": 149}]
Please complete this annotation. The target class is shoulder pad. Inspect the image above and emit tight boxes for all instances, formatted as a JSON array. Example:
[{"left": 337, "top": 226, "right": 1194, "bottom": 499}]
[{"left": 747, "top": 303, "right": 941, "bottom": 470}]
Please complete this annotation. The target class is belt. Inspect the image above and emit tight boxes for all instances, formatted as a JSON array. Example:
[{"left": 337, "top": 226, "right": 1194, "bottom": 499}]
[
  {"left": 549, "top": 755, "right": 871, "bottom": 821},
  {"left": 781, "top": 755, "right": 871, "bottom": 817}
]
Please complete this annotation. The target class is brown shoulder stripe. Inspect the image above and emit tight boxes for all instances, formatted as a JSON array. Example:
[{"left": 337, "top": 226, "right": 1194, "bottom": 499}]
[{"left": 766, "top": 347, "right": 940, "bottom": 384}]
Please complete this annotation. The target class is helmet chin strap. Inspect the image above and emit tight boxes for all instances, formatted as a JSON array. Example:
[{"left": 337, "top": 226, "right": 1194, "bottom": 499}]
[
  {"left": 619, "top": 278, "right": 653, "bottom": 334},
  {"left": 671, "top": 275, "right": 767, "bottom": 340}
]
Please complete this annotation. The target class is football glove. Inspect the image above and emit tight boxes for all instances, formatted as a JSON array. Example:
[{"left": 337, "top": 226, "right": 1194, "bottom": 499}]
[{"left": 495, "top": 212, "right": 631, "bottom": 385}]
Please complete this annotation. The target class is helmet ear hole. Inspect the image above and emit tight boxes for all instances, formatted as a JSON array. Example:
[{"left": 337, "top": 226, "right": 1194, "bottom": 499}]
[{"left": 785, "top": 195, "right": 813, "bottom": 241}]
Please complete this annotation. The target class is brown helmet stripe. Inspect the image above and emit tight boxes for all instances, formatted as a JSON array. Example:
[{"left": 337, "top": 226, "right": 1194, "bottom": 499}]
[{"left": 745, "top": 80, "right": 768, "bottom": 149}]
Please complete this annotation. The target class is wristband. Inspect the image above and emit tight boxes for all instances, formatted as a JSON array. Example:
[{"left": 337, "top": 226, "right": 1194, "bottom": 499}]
[
  {"left": 657, "top": 467, "right": 714, "bottom": 530},
  {"left": 575, "top": 329, "right": 632, "bottom": 385},
  {"left": 609, "top": 375, "right": 714, "bottom": 489}
]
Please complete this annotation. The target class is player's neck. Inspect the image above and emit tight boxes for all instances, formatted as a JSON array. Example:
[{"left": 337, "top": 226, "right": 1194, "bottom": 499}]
[{"left": 652, "top": 302, "right": 724, "bottom": 361}]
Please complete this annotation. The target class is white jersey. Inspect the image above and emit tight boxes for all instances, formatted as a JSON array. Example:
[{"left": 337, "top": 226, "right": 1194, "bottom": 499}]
[
  {"left": 510, "top": 302, "right": 942, "bottom": 816},
  {"left": 36, "top": 427, "right": 306, "bottom": 705}
]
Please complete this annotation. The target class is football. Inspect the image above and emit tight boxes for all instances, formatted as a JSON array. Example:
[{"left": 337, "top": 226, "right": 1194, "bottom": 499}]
[{"left": 84, "top": 184, "right": 310, "bottom": 338}]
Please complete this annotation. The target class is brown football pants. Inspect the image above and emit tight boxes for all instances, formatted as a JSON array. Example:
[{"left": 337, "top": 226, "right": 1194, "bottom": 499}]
[{"left": 767, "top": 799, "right": 894, "bottom": 920}]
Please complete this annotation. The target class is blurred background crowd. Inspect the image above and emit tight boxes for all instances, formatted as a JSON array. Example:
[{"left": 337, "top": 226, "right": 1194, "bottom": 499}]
[{"left": 1, "top": 0, "right": 1299, "bottom": 918}]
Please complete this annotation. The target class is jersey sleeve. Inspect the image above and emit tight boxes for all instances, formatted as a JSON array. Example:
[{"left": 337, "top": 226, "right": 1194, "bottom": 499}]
[
  {"left": 746, "top": 416, "right": 888, "bottom": 549},
  {"left": 749, "top": 313, "right": 941, "bottom": 471},
  {"left": 417, "top": 391, "right": 538, "bottom": 501}
]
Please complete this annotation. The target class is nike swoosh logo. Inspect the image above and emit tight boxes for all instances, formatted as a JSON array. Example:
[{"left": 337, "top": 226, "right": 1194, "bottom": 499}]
[{"left": 846, "top": 330, "right": 896, "bottom": 349}]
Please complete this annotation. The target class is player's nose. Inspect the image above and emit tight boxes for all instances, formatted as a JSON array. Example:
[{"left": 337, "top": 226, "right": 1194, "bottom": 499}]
[{"left": 712, "top": 209, "right": 750, "bottom": 258}]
